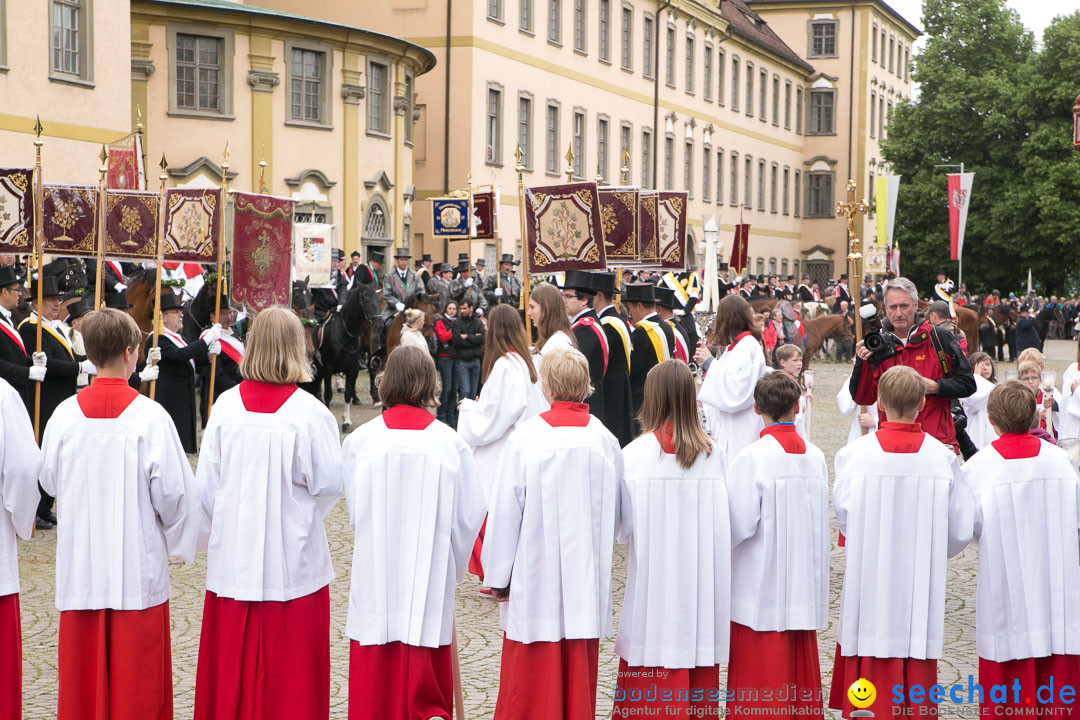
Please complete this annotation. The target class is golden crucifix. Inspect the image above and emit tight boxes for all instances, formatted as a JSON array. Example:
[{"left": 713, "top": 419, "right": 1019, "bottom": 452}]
[
  {"left": 835, "top": 178, "right": 868, "bottom": 333},
  {"left": 564, "top": 144, "right": 575, "bottom": 182}
]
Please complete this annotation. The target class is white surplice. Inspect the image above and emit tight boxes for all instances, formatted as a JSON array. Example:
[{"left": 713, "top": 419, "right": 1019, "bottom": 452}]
[
  {"left": 836, "top": 372, "right": 878, "bottom": 444},
  {"left": 1059, "top": 363, "right": 1080, "bottom": 441},
  {"left": 456, "top": 352, "right": 547, "bottom": 502},
  {"left": 532, "top": 329, "right": 575, "bottom": 373},
  {"left": 0, "top": 380, "right": 41, "bottom": 597},
  {"left": 342, "top": 414, "right": 486, "bottom": 648},
  {"left": 40, "top": 394, "right": 201, "bottom": 610},
  {"left": 196, "top": 386, "right": 343, "bottom": 602},
  {"left": 964, "top": 440, "right": 1080, "bottom": 662},
  {"left": 481, "top": 413, "right": 629, "bottom": 643},
  {"left": 728, "top": 434, "right": 830, "bottom": 632},
  {"left": 833, "top": 429, "right": 975, "bottom": 659},
  {"left": 698, "top": 334, "right": 766, "bottom": 466},
  {"left": 960, "top": 374, "right": 996, "bottom": 450},
  {"left": 615, "top": 433, "right": 730, "bottom": 668}
]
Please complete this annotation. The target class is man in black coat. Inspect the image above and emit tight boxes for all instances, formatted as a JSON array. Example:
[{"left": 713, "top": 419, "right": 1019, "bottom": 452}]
[
  {"left": 199, "top": 294, "right": 241, "bottom": 425},
  {"left": 625, "top": 283, "right": 675, "bottom": 424},
  {"left": 592, "top": 273, "right": 634, "bottom": 447},
  {"left": 0, "top": 265, "right": 34, "bottom": 398},
  {"left": 561, "top": 270, "right": 606, "bottom": 421}
]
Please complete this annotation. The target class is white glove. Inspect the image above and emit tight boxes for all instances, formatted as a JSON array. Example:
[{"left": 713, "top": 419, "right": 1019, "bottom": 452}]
[
  {"left": 464, "top": 278, "right": 473, "bottom": 288},
  {"left": 202, "top": 324, "right": 222, "bottom": 344},
  {"left": 32, "top": 352, "right": 47, "bottom": 368},
  {"left": 476, "top": 308, "right": 484, "bottom": 317},
  {"left": 81, "top": 360, "right": 97, "bottom": 375},
  {"left": 146, "top": 347, "right": 162, "bottom": 365},
  {"left": 494, "top": 288, "right": 503, "bottom": 297},
  {"left": 28, "top": 365, "right": 46, "bottom": 382},
  {"left": 113, "top": 282, "right": 127, "bottom": 292},
  {"left": 139, "top": 365, "right": 160, "bottom": 382},
  {"left": 395, "top": 302, "right": 405, "bottom": 312},
  {"left": 207, "top": 340, "right": 221, "bottom": 356}
]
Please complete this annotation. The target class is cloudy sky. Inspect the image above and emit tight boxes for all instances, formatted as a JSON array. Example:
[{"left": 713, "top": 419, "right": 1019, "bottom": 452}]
[{"left": 886, "top": 0, "right": 1076, "bottom": 43}]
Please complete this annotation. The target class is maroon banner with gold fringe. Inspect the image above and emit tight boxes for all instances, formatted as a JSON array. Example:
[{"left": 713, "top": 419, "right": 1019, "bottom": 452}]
[
  {"left": 524, "top": 181, "right": 606, "bottom": 272},
  {"left": 657, "top": 191, "right": 688, "bottom": 270},
  {"left": 41, "top": 185, "right": 97, "bottom": 258},
  {"left": 599, "top": 187, "right": 639, "bottom": 263},
  {"left": 0, "top": 168, "right": 34, "bottom": 254},
  {"left": 231, "top": 192, "right": 293, "bottom": 311},
  {"left": 104, "top": 190, "right": 158, "bottom": 260}
]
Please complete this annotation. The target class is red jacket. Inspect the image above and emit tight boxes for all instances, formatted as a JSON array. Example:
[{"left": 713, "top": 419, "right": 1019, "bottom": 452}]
[{"left": 851, "top": 321, "right": 975, "bottom": 453}]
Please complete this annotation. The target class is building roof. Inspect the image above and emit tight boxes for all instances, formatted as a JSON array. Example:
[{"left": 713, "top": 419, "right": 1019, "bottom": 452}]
[
  {"left": 720, "top": 0, "right": 815, "bottom": 73},
  {"left": 745, "top": 0, "right": 922, "bottom": 38},
  {"left": 138, "top": 0, "right": 438, "bottom": 73}
]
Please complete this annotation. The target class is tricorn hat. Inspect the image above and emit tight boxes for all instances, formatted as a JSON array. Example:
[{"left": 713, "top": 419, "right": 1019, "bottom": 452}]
[
  {"left": 623, "top": 283, "right": 656, "bottom": 304},
  {"left": 562, "top": 270, "right": 596, "bottom": 295}
]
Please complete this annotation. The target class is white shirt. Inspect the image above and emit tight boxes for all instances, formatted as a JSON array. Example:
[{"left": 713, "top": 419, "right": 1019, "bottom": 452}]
[
  {"left": 457, "top": 353, "right": 547, "bottom": 503},
  {"left": 833, "top": 428, "right": 975, "bottom": 659},
  {"left": 960, "top": 374, "right": 996, "bottom": 450},
  {"left": 698, "top": 334, "right": 766, "bottom": 466},
  {"left": 343, "top": 412, "right": 485, "bottom": 648},
  {"left": 836, "top": 373, "right": 878, "bottom": 444},
  {"left": 40, "top": 392, "right": 200, "bottom": 610},
  {"left": 0, "top": 380, "right": 41, "bottom": 596},
  {"left": 616, "top": 433, "right": 729, "bottom": 668},
  {"left": 481, "top": 411, "right": 629, "bottom": 643},
  {"left": 964, "top": 440, "right": 1080, "bottom": 662},
  {"left": 728, "top": 432, "right": 829, "bottom": 632},
  {"left": 533, "top": 329, "right": 575, "bottom": 372},
  {"left": 197, "top": 385, "right": 343, "bottom": 602}
]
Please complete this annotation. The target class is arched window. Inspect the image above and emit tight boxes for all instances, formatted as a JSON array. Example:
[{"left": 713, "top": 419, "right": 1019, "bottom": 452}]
[
  {"left": 756, "top": 257, "right": 764, "bottom": 276},
  {"left": 768, "top": 257, "right": 777, "bottom": 275},
  {"left": 363, "top": 197, "right": 391, "bottom": 246}
]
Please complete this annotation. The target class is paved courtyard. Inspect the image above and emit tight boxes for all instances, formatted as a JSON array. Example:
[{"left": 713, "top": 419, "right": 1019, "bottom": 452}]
[{"left": 16, "top": 340, "right": 1077, "bottom": 718}]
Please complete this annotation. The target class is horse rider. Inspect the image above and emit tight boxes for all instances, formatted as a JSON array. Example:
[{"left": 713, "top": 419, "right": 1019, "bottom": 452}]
[
  {"left": 427, "top": 262, "right": 455, "bottom": 308},
  {"left": 483, "top": 253, "right": 522, "bottom": 310},
  {"left": 312, "top": 249, "right": 351, "bottom": 323},
  {"left": 797, "top": 275, "right": 816, "bottom": 303},
  {"left": 449, "top": 260, "right": 486, "bottom": 314},
  {"left": 353, "top": 249, "right": 385, "bottom": 286},
  {"left": 382, "top": 248, "right": 426, "bottom": 321}
]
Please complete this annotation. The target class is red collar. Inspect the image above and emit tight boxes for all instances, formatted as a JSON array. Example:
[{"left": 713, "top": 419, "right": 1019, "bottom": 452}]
[
  {"left": 541, "top": 401, "right": 591, "bottom": 427},
  {"left": 77, "top": 377, "right": 139, "bottom": 419},
  {"left": 991, "top": 432, "right": 1042, "bottom": 460},
  {"left": 875, "top": 421, "right": 927, "bottom": 453},
  {"left": 382, "top": 404, "right": 435, "bottom": 430},
  {"left": 760, "top": 424, "right": 806, "bottom": 454},
  {"left": 238, "top": 380, "right": 298, "bottom": 413},
  {"left": 654, "top": 422, "right": 676, "bottom": 454},
  {"left": 727, "top": 331, "right": 754, "bottom": 351}
]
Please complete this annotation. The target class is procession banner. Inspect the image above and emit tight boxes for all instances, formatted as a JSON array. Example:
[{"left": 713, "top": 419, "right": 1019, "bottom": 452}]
[
  {"left": 293, "top": 222, "right": 334, "bottom": 286},
  {"left": 106, "top": 133, "right": 145, "bottom": 191},
  {"left": 864, "top": 245, "right": 888, "bottom": 275},
  {"left": 874, "top": 174, "right": 901, "bottom": 248},
  {"left": 471, "top": 189, "right": 497, "bottom": 240},
  {"left": 599, "top": 187, "right": 639, "bottom": 262},
  {"left": 103, "top": 190, "right": 158, "bottom": 260},
  {"left": 638, "top": 191, "right": 660, "bottom": 265},
  {"left": 730, "top": 224, "right": 750, "bottom": 273},
  {"left": 432, "top": 197, "right": 470, "bottom": 238},
  {"left": 524, "top": 181, "right": 606, "bottom": 272},
  {"left": 232, "top": 192, "right": 293, "bottom": 311},
  {"left": 0, "top": 168, "right": 34, "bottom": 254},
  {"left": 163, "top": 188, "right": 222, "bottom": 263},
  {"left": 657, "top": 191, "right": 688, "bottom": 270},
  {"left": 41, "top": 185, "right": 98, "bottom": 258},
  {"left": 947, "top": 172, "right": 974, "bottom": 261}
]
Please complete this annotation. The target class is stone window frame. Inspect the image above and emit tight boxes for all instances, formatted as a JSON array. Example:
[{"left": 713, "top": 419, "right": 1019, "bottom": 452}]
[
  {"left": 804, "top": 170, "right": 835, "bottom": 218},
  {"left": 284, "top": 38, "right": 334, "bottom": 130},
  {"left": 0, "top": 0, "right": 8, "bottom": 71},
  {"left": 772, "top": 74, "right": 781, "bottom": 126},
  {"left": 596, "top": 113, "right": 610, "bottom": 182},
  {"left": 784, "top": 79, "right": 792, "bottom": 129},
  {"left": 794, "top": 169, "right": 801, "bottom": 217},
  {"left": 518, "top": 91, "right": 534, "bottom": 171},
  {"left": 684, "top": 32, "right": 695, "bottom": 95},
  {"left": 807, "top": 87, "right": 837, "bottom": 136},
  {"left": 743, "top": 153, "right": 753, "bottom": 209},
  {"left": 757, "top": 157, "right": 765, "bottom": 212},
  {"left": 620, "top": 4, "right": 634, "bottom": 72},
  {"left": 758, "top": 67, "right": 767, "bottom": 122},
  {"left": 770, "top": 161, "right": 779, "bottom": 213},
  {"left": 572, "top": 107, "right": 587, "bottom": 179},
  {"left": 664, "top": 25, "right": 676, "bottom": 88},
  {"left": 520, "top": 0, "right": 534, "bottom": 35},
  {"left": 715, "top": 147, "right": 724, "bottom": 206},
  {"left": 548, "top": 0, "right": 562, "bottom": 46},
  {"left": 807, "top": 18, "right": 838, "bottom": 59},
  {"left": 729, "top": 150, "right": 739, "bottom": 206},
  {"left": 782, "top": 165, "right": 790, "bottom": 215},
  {"left": 486, "top": 82, "right": 505, "bottom": 167},
  {"left": 362, "top": 194, "right": 392, "bottom": 247},
  {"left": 642, "top": 13, "right": 654, "bottom": 79},
  {"left": 619, "top": 120, "right": 633, "bottom": 181},
  {"left": 701, "top": 144, "right": 711, "bottom": 202},
  {"left": 598, "top": 0, "right": 611, "bottom": 63},
  {"left": 49, "top": 0, "right": 94, "bottom": 87},
  {"left": 683, "top": 138, "right": 693, "bottom": 198},
  {"left": 640, "top": 126, "right": 653, "bottom": 188},
  {"left": 573, "top": 0, "right": 586, "bottom": 54},
  {"left": 663, "top": 133, "right": 674, "bottom": 190},
  {"left": 366, "top": 55, "right": 392, "bottom": 138},
  {"left": 403, "top": 70, "right": 416, "bottom": 146},
  {"left": 167, "top": 23, "right": 235, "bottom": 120},
  {"left": 545, "top": 99, "right": 561, "bottom": 176},
  {"left": 744, "top": 60, "right": 754, "bottom": 117},
  {"left": 487, "top": 0, "right": 505, "bottom": 24}
]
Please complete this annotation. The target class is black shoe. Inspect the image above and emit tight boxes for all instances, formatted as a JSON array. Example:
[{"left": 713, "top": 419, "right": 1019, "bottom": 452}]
[
  {"left": 36, "top": 517, "right": 54, "bottom": 530},
  {"left": 47, "top": 512, "right": 57, "bottom": 524}
]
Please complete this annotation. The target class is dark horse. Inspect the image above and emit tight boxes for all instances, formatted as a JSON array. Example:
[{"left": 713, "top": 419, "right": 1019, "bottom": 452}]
[{"left": 1035, "top": 304, "right": 1064, "bottom": 350}]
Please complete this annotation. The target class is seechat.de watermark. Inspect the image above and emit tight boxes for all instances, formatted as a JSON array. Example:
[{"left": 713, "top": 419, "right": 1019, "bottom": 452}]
[{"left": 890, "top": 676, "right": 1076, "bottom": 716}]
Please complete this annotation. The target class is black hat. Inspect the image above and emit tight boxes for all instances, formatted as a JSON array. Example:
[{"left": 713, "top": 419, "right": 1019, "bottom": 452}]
[
  {"left": 0, "top": 264, "right": 23, "bottom": 289},
  {"left": 718, "top": 262, "right": 729, "bottom": 271},
  {"left": 591, "top": 271, "right": 619, "bottom": 295},
  {"left": 393, "top": 247, "right": 412, "bottom": 259},
  {"left": 936, "top": 269, "right": 946, "bottom": 276},
  {"left": 414, "top": 260, "right": 424, "bottom": 268},
  {"left": 368, "top": 250, "right": 385, "bottom": 264},
  {"left": 498, "top": 253, "right": 520, "bottom": 266},
  {"left": 215, "top": 292, "right": 232, "bottom": 311},
  {"left": 653, "top": 285, "right": 677, "bottom": 309},
  {"left": 475, "top": 258, "right": 485, "bottom": 267},
  {"left": 457, "top": 252, "right": 470, "bottom": 263},
  {"left": 563, "top": 270, "right": 596, "bottom": 295},
  {"left": 421, "top": 254, "right": 433, "bottom": 262},
  {"left": 787, "top": 275, "right": 796, "bottom": 281},
  {"left": 438, "top": 262, "right": 454, "bottom": 273},
  {"left": 104, "top": 292, "right": 133, "bottom": 310},
  {"left": 65, "top": 298, "right": 91, "bottom": 321},
  {"left": 29, "top": 275, "right": 61, "bottom": 298},
  {"left": 332, "top": 248, "right": 345, "bottom": 261},
  {"left": 839, "top": 273, "right": 849, "bottom": 281},
  {"left": 156, "top": 293, "right": 183, "bottom": 312},
  {"left": 623, "top": 283, "right": 656, "bottom": 304},
  {"left": 457, "top": 261, "right": 472, "bottom": 272}
]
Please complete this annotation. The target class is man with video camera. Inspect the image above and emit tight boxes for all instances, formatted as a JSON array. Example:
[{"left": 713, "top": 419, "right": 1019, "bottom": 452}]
[{"left": 850, "top": 277, "right": 975, "bottom": 454}]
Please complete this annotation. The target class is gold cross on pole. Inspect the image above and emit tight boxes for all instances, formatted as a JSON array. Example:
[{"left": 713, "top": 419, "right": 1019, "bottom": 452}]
[
  {"left": 835, "top": 179, "right": 868, "bottom": 334},
  {"left": 620, "top": 146, "right": 630, "bottom": 185},
  {"left": 564, "top": 144, "right": 575, "bottom": 182}
]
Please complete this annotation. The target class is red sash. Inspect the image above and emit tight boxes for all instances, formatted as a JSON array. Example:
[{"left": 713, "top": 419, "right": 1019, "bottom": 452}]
[
  {"left": 0, "top": 320, "right": 25, "bottom": 356},
  {"left": 218, "top": 335, "right": 244, "bottom": 364},
  {"left": 106, "top": 261, "right": 124, "bottom": 284},
  {"left": 667, "top": 319, "right": 689, "bottom": 363},
  {"left": 162, "top": 329, "right": 196, "bottom": 372},
  {"left": 572, "top": 316, "right": 609, "bottom": 374}
]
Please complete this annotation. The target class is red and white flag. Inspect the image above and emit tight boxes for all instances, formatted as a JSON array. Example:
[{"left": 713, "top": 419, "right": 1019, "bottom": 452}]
[{"left": 947, "top": 173, "right": 974, "bottom": 261}]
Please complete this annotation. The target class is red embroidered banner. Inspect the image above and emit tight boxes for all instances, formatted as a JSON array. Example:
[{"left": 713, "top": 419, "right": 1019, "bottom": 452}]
[
  {"left": 106, "top": 133, "right": 145, "bottom": 190},
  {"left": 104, "top": 190, "right": 157, "bottom": 260},
  {"left": 657, "top": 191, "right": 688, "bottom": 270},
  {"left": 231, "top": 192, "right": 293, "bottom": 311},
  {"left": 163, "top": 188, "right": 222, "bottom": 263},
  {"left": 599, "top": 187, "right": 639, "bottom": 263},
  {"left": 41, "top": 185, "right": 98, "bottom": 258},
  {"left": 471, "top": 189, "right": 497, "bottom": 240},
  {"left": 730, "top": 224, "right": 750, "bottom": 273},
  {"left": 524, "top": 182, "right": 606, "bottom": 273},
  {"left": 0, "top": 168, "right": 34, "bottom": 254},
  {"left": 638, "top": 191, "right": 660, "bottom": 265}
]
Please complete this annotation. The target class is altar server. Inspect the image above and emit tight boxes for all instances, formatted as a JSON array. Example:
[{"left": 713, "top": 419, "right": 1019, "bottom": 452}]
[
  {"left": 194, "top": 307, "right": 343, "bottom": 720},
  {"left": 960, "top": 352, "right": 997, "bottom": 450},
  {"left": 343, "top": 345, "right": 485, "bottom": 720},
  {"left": 528, "top": 282, "right": 576, "bottom": 371},
  {"left": 698, "top": 294, "right": 767, "bottom": 466},
  {"left": 829, "top": 365, "right": 975, "bottom": 719},
  {"left": 774, "top": 344, "right": 810, "bottom": 439},
  {"left": 614, "top": 360, "right": 729, "bottom": 719},
  {"left": 40, "top": 309, "right": 201, "bottom": 720},
  {"left": 837, "top": 370, "right": 878, "bottom": 444},
  {"left": 457, "top": 305, "right": 547, "bottom": 584},
  {"left": 963, "top": 380, "right": 1080, "bottom": 714},
  {"left": 1060, "top": 336, "right": 1080, "bottom": 441},
  {"left": 0, "top": 378, "right": 41, "bottom": 720},
  {"left": 482, "top": 348, "right": 629, "bottom": 719},
  {"left": 727, "top": 372, "right": 829, "bottom": 718}
]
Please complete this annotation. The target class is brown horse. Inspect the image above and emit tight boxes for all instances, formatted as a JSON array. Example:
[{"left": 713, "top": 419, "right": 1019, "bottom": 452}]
[
  {"left": 124, "top": 267, "right": 157, "bottom": 334},
  {"left": 801, "top": 313, "right": 853, "bottom": 370},
  {"left": 917, "top": 300, "right": 980, "bottom": 354},
  {"left": 385, "top": 292, "right": 437, "bottom": 355},
  {"left": 750, "top": 298, "right": 778, "bottom": 314}
]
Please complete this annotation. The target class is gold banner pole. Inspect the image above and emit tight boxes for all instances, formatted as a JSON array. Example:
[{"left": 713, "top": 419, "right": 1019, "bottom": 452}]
[
  {"left": 149, "top": 155, "right": 168, "bottom": 401},
  {"left": 32, "top": 117, "right": 45, "bottom": 444},
  {"left": 514, "top": 145, "right": 532, "bottom": 338},
  {"left": 206, "top": 143, "right": 230, "bottom": 417},
  {"left": 836, "top": 179, "right": 868, "bottom": 433},
  {"left": 93, "top": 145, "right": 108, "bottom": 310}
]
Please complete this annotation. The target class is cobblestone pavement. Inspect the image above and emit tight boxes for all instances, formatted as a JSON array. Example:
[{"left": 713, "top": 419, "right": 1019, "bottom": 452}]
[{"left": 16, "top": 341, "right": 1077, "bottom": 718}]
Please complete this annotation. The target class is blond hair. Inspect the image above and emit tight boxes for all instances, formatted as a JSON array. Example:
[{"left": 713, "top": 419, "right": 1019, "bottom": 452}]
[
  {"left": 1017, "top": 360, "right": 1042, "bottom": 382},
  {"left": 774, "top": 344, "right": 803, "bottom": 363},
  {"left": 539, "top": 347, "right": 592, "bottom": 403},
  {"left": 877, "top": 365, "right": 925, "bottom": 418},
  {"left": 404, "top": 308, "right": 424, "bottom": 327},
  {"left": 638, "top": 360, "right": 712, "bottom": 470},
  {"left": 82, "top": 309, "right": 143, "bottom": 366},
  {"left": 987, "top": 380, "right": 1036, "bottom": 435},
  {"left": 377, "top": 345, "right": 440, "bottom": 409},
  {"left": 1017, "top": 348, "right": 1045, "bottom": 369},
  {"left": 240, "top": 306, "right": 313, "bottom": 384}
]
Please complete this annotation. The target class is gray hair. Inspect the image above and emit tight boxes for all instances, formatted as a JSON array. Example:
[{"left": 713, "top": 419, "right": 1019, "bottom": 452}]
[{"left": 883, "top": 277, "right": 919, "bottom": 305}]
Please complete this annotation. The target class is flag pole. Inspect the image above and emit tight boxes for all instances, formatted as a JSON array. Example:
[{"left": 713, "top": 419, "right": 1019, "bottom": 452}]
[
  {"left": 206, "top": 143, "right": 230, "bottom": 418},
  {"left": 149, "top": 155, "right": 168, "bottom": 401},
  {"left": 94, "top": 145, "right": 108, "bottom": 310},
  {"left": 32, "top": 117, "right": 45, "bottom": 444},
  {"left": 514, "top": 145, "right": 532, "bottom": 338}
]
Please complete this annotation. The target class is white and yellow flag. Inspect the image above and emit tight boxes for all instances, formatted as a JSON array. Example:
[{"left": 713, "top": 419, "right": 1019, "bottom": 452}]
[{"left": 874, "top": 174, "right": 901, "bottom": 248}]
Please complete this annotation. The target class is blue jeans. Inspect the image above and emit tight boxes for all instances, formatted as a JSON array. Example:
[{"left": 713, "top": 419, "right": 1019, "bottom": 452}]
[
  {"left": 454, "top": 359, "right": 481, "bottom": 403},
  {"left": 437, "top": 356, "right": 458, "bottom": 426}
]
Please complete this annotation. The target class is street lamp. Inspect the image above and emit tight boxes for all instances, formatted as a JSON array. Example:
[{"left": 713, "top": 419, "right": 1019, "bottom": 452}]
[{"left": 1073, "top": 93, "right": 1080, "bottom": 152}]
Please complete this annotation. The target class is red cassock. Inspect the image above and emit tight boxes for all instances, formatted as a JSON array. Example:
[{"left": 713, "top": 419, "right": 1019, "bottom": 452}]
[
  {"left": 0, "top": 593, "right": 21, "bottom": 720},
  {"left": 349, "top": 642, "right": 453, "bottom": 720},
  {"left": 614, "top": 658, "right": 720, "bottom": 719},
  {"left": 495, "top": 636, "right": 599, "bottom": 720},
  {"left": 979, "top": 655, "right": 1080, "bottom": 714},
  {"left": 728, "top": 624, "right": 820, "bottom": 719},
  {"left": 829, "top": 643, "right": 938, "bottom": 718}
]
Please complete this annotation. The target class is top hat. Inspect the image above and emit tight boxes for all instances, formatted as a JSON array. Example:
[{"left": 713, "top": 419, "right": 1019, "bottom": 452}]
[
  {"left": 421, "top": 254, "right": 433, "bottom": 262},
  {"left": 563, "top": 270, "right": 596, "bottom": 295},
  {"left": 29, "top": 275, "right": 61, "bottom": 298},
  {"left": 653, "top": 285, "right": 677, "bottom": 309},
  {"left": 498, "top": 253, "right": 520, "bottom": 266},
  {"left": 104, "top": 292, "right": 133, "bottom": 310},
  {"left": 156, "top": 293, "right": 183, "bottom": 312},
  {"left": 475, "top": 258, "right": 485, "bottom": 267},
  {"left": 414, "top": 260, "right": 424, "bottom": 268},
  {"left": 457, "top": 261, "right": 472, "bottom": 273},
  {"left": 0, "top": 264, "right": 23, "bottom": 289},
  {"left": 332, "top": 248, "right": 345, "bottom": 261},
  {"left": 591, "top": 272, "right": 619, "bottom": 295},
  {"left": 393, "top": 247, "right": 412, "bottom": 259},
  {"left": 438, "top": 262, "right": 454, "bottom": 273},
  {"left": 623, "top": 283, "right": 656, "bottom": 304},
  {"left": 368, "top": 250, "right": 386, "bottom": 265},
  {"left": 787, "top": 275, "right": 796, "bottom": 281},
  {"left": 65, "top": 298, "right": 91, "bottom": 321},
  {"left": 839, "top": 273, "right": 849, "bottom": 281},
  {"left": 457, "top": 252, "right": 470, "bottom": 263}
]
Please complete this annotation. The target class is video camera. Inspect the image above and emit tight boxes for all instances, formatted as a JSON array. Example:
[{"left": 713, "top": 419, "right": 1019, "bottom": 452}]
[{"left": 860, "top": 303, "right": 898, "bottom": 364}]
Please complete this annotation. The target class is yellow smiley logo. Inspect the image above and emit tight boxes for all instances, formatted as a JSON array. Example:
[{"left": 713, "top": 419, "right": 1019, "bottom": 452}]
[{"left": 847, "top": 678, "right": 877, "bottom": 709}]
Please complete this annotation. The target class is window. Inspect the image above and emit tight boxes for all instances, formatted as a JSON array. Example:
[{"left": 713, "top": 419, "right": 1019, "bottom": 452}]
[
  {"left": 794, "top": 170, "right": 801, "bottom": 216},
  {"left": 664, "top": 135, "right": 673, "bottom": 189},
  {"left": 665, "top": 27, "right": 675, "bottom": 86},
  {"left": 518, "top": 94, "right": 533, "bottom": 169},
  {"left": 641, "top": 128, "right": 653, "bottom": 188},
  {"left": 684, "top": 141, "right": 693, "bottom": 197},
  {"left": 806, "top": 172, "right": 834, "bottom": 217},
  {"left": 772, "top": 76, "right": 779, "bottom": 125},
  {"left": 488, "top": 0, "right": 503, "bottom": 22},
  {"left": 808, "top": 89, "right": 835, "bottom": 134},
  {"left": 888, "top": 36, "right": 894, "bottom": 72},
  {"left": 546, "top": 103, "right": 560, "bottom": 174},
  {"left": 757, "top": 158, "right": 765, "bottom": 211},
  {"left": 729, "top": 151, "right": 739, "bottom": 205},
  {"left": 770, "top": 162, "right": 778, "bottom": 213},
  {"left": 759, "top": 69, "right": 767, "bottom": 121},
  {"left": 598, "top": 0, "right": 610, "bottom": 60},
  {"left": 176, "top": 34, "right": 223, "bottom": 112},
  {"left": 572, "top": 110, "right": 585, "bottom": 178},
  {"left": 757, "top": 258, "right": 764, "bottom": 276},
  {"left": 744, "top": 155, "right": 752, "bottom": 208},
  {"left": 403, "top": 72, "right": 414, "bottom": 142},
  {"left": 486, "top": 87, "right": 503, "bottom": 165},
  {"left": 745, "top": 61, "right": 754, "bottom": 116},
  {"left": 597, "top": 117, "right": 609, "bottom": 182},
  {"left": 870, "top": 91, "right": 876, "bottom": 138},
  {"left": 520, "top": 0, "right": 533, "bottom": 32},
  {"left": 795, "top": 87, "right": 803, "bottom": 133},
  {"left": 880, "top": 29, "right": 886, "bottom": 67},
  {"left": 367, "top": 60, "right": 389, "bottom": 133},
  {"left": 872, "top": 23, "right": 878, "bottom": 62},
  {"left": 685, "top": 36, "right": 694, "bottom": 94},
  {"left": 702, "top": 147, "right": 711, "bottom": 201},
  {"left": 642, "top": 15, "right": 654, "bottom": 77},
  {"left": 620, "top": 123, "right": 632, "bottom": 180},
  {"left": 703, "top": 46, "right": 712, "bottom": 101},
  {"left": 904, "top": 47, "right": 910, "bottom": 81},
  {"left": 784, "top": 80, "right": 792, "bottom": 129},
  {"left": 288, "top": 46, "right": 328, "bottom": 125},
  {"left": 51, "top": 0, "right": 88, "bottom": 78},
  {"left": 879, "top": 95, "right": 885, "bottom": 138},
  {"left": 731, "top": 56, "right": 740, "bottom": 110},
  {"left": 717, "top": 49, "right": 725, "bottom": 105},
  {"left": 886, "top": 100, "right": 893, "bottom": 136},
  {"left": 716, "top": 149, "right": 724, "bottom": 205},
  {"left": 809, "top": 20, "right": 837, "bottom": 57},
  {"left": 363, "top": 201, "right": 388, "bottom": 242},
  {"left": 621, "top": 7, "right": 633, "bottom": 70},
  {"left": 574, "top": 0, "right": 585, "bottom": 52},
  {"left": 548, "top": 0, "right": 561, "bottom": 43},
  {"left": 768, "top": 258, "right": 776, "bottom": 275},
  {"left": 782, "top": 167, "right": 790, "bottom": 214}
]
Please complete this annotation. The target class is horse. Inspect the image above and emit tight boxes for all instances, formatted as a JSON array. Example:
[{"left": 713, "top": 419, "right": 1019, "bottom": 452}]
[
  {"left": 799, "top": 301, "right": 833, "bottom": 320},
  {"left": 1035, "top": 305, "right": 1064, "bottom": 350},
  {"left": 916, "top": 300, "right": 980, "bottom": 354},
  {"left": 385, "top": 292, "right": 437, "bottom": 355},
  {"left": 43, "top": 257, "right": 87, "bottom": 296},
  {"left": 801, "top": 314, "right": 853, "bottom": 370},
  {"left": 124, "top": 267, "right": 158, "bottom": 335},
  {"left": 750, "top": 298, "right": 778, "bottom": 314}
]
